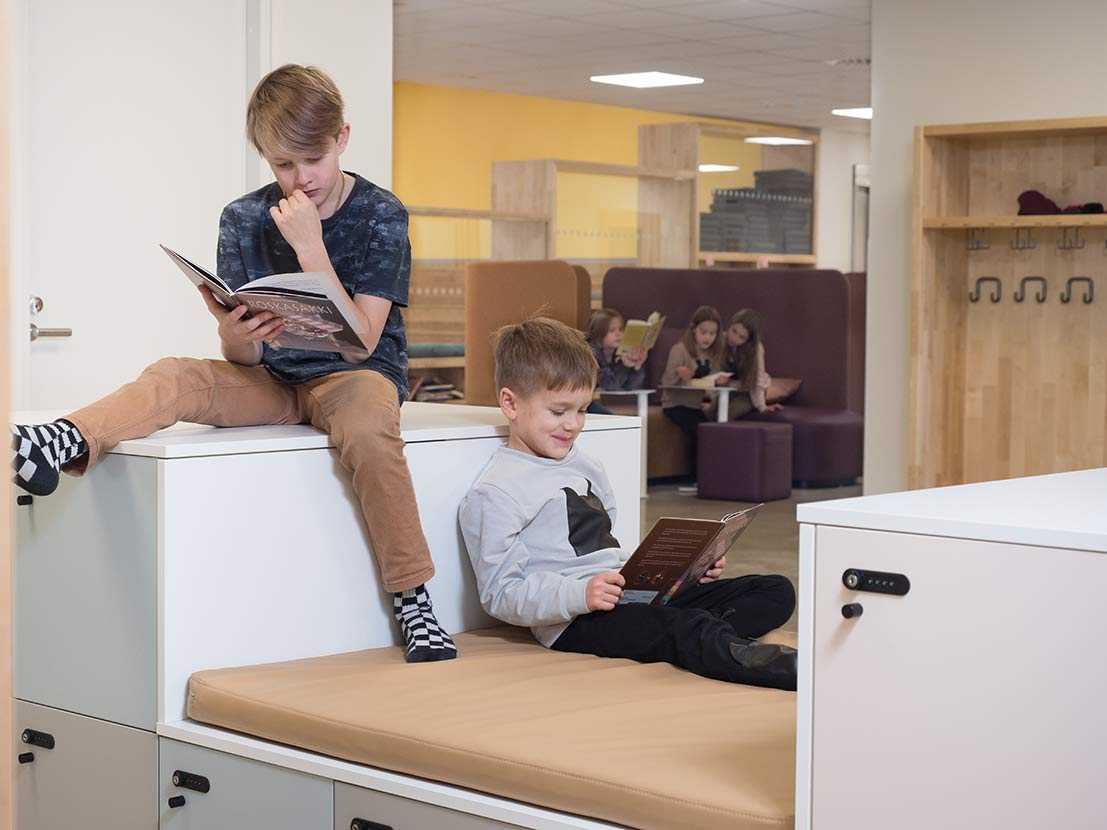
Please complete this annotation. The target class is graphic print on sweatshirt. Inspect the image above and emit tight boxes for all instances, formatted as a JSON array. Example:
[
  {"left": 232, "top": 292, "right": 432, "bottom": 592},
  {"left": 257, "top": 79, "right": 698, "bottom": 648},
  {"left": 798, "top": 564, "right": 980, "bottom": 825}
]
[{"left": 562, "top": 480, "right": 620, "bottom": 557}]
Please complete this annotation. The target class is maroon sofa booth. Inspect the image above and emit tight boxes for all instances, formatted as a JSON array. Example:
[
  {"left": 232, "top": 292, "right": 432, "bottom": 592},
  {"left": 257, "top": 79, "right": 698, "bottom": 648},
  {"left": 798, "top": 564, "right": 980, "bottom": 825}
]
[{"left": 602, "top": 268, "right": 865, "bottom": 488}]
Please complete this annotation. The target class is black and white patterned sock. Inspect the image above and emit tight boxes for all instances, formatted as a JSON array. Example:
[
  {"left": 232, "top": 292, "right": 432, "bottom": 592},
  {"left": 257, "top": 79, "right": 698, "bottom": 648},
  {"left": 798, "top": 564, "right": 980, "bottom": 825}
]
[
  {"left": 10, "top": 420, "right": 87, "bottom": 496},
  {"left": 393, "top": 585, "right": 458, "bottom": 663}
]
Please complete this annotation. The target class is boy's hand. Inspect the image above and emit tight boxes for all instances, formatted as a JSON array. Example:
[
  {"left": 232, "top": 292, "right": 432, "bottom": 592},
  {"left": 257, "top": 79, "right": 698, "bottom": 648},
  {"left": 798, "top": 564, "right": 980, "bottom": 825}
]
[
  {"left": 700, "top": 556, "right": 726, "bottom": 583},
  {"left": 270, "top": 189, "right": 324, "bottom": 256},
  {"left": 199, "top": 286, "right": 284, "bottom": 347},
  {"left": 675, "top": 366, "right": 693, "bottom": 381},
  {"left": 586, "top": 571, "right": 625, "bottom": 611}
]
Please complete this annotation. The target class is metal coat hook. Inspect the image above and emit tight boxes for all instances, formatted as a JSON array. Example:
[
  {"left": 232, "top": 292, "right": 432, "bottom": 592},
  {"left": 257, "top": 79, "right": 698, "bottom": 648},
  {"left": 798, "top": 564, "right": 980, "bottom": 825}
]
[
  {"left": 1010, "top": 228, "right": 1037, "bottom": 251},
  {"left": 1014, "top": 276, "right": 1048, "bottom": 303},
  {"left": 967, "top": 229, "right": 989, "bottom": 251},
  {"left": 970, "top": 276, "right": 1002, "bottom": 303},
  {"left": 1060, "top": 276, "right": 1095, "bottom": 304},
  {"left": 1058, "top": 227, "right": 1086, "bottom": 251}
]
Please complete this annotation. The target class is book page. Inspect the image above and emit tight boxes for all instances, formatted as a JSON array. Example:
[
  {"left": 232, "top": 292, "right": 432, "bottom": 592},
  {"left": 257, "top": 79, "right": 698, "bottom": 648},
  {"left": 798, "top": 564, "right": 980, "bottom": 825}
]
[
  {"left": 662, "top": 504, "right": 765, "bottom": 603},
  {"left": 619, "top": 519, "right": 724, "bottom": 605},
  {"left": 160, "top": 244, "right": 235, "bottom": 304}
]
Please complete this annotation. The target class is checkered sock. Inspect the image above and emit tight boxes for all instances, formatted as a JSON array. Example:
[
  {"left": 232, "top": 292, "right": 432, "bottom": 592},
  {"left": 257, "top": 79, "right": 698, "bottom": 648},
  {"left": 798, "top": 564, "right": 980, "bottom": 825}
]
[
  {"left": 10, "top": 420, "right": 87, "bottom": 496},
  {"left": 393, "top": 585, "right": 458, "bottom": 663}
]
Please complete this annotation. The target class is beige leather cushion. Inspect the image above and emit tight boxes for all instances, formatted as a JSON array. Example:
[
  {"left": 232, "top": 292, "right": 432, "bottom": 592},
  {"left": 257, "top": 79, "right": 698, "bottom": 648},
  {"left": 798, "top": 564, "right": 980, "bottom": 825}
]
[{"left": 189, "top": 626, "right": 796, "bottom": 830}]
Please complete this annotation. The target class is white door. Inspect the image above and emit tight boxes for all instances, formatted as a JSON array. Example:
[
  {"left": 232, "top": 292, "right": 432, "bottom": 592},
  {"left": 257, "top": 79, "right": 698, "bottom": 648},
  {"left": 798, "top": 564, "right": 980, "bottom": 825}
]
[{"left": 10, "top": 0, "right": 253, "bottom": 411}]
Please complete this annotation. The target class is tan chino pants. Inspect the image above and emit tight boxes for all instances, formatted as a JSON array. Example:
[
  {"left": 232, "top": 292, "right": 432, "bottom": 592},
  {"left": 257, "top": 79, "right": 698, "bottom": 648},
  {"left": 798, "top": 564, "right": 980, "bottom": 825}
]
[{"left": 64, "top": 357, "right": 434, "bottom": 592}]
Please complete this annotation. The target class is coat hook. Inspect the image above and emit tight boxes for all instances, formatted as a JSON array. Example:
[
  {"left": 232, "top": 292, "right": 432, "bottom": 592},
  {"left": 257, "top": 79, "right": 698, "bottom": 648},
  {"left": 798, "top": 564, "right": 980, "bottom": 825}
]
[
  {"left": 967, "top": 229, "right": 989, "bottom": 251},
  {"left": 1010, "top": 228, "right": 1037, "bottom": 251},
  {"left": 1060, "top": 276, "right": 1094, "bottom": 304},
  {"left": 1058, "top": 227, "right": 1086, "bottom": 251},
  {"left": 1014, "top": 276, "right": 1048, "bottom": 303},
  {"left": 970, "top": 276, "right": 1002, "bottom": 303}
]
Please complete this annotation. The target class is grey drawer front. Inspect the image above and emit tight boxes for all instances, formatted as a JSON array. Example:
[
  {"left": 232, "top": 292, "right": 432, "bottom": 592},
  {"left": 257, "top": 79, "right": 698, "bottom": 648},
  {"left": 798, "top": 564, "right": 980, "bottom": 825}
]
[
  {"left": 15, "top": 455, "right": 157, "bottom": 729},
  {"left": 14, "top": 700, "right": 157, "bottom": 830},
  {"left": 159, "top": 738, "right": 332, "bottom": 828},
  {"left": 335, "top": 782, "right": 524, "bottom": 830}
]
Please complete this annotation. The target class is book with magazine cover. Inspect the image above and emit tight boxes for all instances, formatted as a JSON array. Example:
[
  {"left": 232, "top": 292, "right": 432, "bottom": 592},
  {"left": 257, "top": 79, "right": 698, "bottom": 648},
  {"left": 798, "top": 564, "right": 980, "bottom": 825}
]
[
  {"left": 161, "top": 244, "right": 373, "bottom": 360},
  {"left": 617, "top": 311, "right": 665, "bottom": 356},
  {"left": 619, "top": 504, "right": 764, "bottom": 605}
]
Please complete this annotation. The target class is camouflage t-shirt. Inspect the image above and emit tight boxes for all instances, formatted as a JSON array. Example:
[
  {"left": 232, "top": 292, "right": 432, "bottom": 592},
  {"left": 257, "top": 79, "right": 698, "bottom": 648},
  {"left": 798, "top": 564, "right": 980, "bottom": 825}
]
[{"left": 216, "top": 173, "right": 410, "bottom": 398}]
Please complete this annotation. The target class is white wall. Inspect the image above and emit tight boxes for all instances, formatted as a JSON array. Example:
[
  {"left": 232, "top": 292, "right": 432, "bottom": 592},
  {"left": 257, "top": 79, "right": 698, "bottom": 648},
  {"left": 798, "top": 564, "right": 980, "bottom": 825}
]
[
  {"left": 816, "top": 128, "right": 870, "bottom": 273},
  {"left": 264, "top": 0, "right": 393, "bottom": 189},
  {"left": 867, "top": 0, "right": 1107, "bottom": 493}
]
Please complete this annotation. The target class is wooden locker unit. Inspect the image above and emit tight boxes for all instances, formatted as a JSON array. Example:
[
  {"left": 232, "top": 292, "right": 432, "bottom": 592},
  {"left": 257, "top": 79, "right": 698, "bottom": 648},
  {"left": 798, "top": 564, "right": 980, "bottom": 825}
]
[
  {"left": 491, "top": 158, "right": 697, "bottom": 302},
  {"left": 638, "top": 122, "right": 820, "bottom": 269},
  {"left": 910, "top": 116, "right": 1107, "bottom": 488}
]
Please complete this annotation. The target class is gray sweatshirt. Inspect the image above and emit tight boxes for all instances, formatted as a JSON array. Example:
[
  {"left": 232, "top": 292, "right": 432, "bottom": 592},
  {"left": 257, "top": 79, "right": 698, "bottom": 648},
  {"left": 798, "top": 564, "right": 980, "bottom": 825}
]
[{"left": 458, "top": 445, "right": 631, "bottom": 646}]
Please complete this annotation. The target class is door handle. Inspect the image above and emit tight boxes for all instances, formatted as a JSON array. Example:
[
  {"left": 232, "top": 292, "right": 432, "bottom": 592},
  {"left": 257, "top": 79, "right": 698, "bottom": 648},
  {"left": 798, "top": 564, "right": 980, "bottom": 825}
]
[{"left": 29, "top": 324, "right": 73, "bottom": 341}]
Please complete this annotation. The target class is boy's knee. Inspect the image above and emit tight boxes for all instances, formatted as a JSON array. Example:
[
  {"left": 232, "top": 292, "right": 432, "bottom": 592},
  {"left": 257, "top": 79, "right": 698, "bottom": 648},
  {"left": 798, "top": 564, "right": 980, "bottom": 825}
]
[
  {"left": 142, "top": 356, "right": 204, "bottom": 387},
  {"left": 763, "top": 575, "right": 797, "bottom": 621}
]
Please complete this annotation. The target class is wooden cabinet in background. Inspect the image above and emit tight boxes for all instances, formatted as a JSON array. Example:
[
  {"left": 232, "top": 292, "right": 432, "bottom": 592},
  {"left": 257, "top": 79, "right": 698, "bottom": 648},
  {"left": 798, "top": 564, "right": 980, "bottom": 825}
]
[{"left": 910, "top": 116, "right": 1107, "bottom": 488}]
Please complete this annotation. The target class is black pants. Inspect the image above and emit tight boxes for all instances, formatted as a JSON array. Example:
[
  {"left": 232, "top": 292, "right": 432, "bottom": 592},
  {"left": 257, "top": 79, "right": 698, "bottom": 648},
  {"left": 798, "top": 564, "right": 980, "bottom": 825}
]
[
  {"left": 663, "top": 405, "right": 706, "bottom": 471},
  {"left": 552, "top": 575, "right": 795, "bottom": 684}
]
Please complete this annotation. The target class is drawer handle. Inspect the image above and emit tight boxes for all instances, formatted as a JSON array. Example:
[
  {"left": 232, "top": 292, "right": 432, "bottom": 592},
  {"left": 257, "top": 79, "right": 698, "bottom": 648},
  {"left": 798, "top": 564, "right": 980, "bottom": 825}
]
[
  {"left": 841, "top": 603, "right": 864, "bottom": 619},
  {"left": 351, "top": 819, "right": 394, "bottom": 830},
  {"left": 18, "top": 752, "right": 34, "bottom": 764},
  {"left": 167, "top": 796, "right": 186, "bottom": 809},
  {"left": 16, "top": 495, "right": 33, "bottom": 506},
  {"left": 842, "top": 568, "right": 910, "bottom": 596},
  {"left": 21, "top": 729, "right": 55, "bottom": 750},
  {"left": 172, "top": 770, "right": 211, "bottom": 793}
]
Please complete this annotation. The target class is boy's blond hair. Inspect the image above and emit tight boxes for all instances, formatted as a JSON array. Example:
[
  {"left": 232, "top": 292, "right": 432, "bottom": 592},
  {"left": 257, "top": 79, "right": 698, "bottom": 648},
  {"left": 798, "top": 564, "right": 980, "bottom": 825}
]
[
  {"left": 494, "top": 317, "right": 597, "bottom": 397},
  {"left": 246, "top": 64, "right": 344, "bottom": 155}
]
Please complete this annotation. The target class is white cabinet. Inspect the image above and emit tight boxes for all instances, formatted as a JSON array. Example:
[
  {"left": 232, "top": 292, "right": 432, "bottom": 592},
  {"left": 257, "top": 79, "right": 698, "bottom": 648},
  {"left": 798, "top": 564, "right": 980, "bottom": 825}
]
[
  {"left": 796, "top": 470, "right": 1107, "bottom": 830},
  {"left": 11, "top": 404, "right": 641, "bottom": 827},
  {"left": 159, "top": 739, "right": 332, "bottom": 829},
  {"left": 335, "top": 782, "right": 523, "bottom": 830},
  {"left": 14, "top": 700, "right": 157, "bottom": 830}
]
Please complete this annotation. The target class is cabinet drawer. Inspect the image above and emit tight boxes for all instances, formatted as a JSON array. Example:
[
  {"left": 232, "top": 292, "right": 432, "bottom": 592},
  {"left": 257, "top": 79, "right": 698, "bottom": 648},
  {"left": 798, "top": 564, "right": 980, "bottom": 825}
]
[
  {"left": 810, "top": 525, "right": 1106, "bottom": 830},
  {"left": 335, "top": 782, "right": 524, "bottom": 830},
  {"left": 14, "top": 700, "right": 157, "bottom": 830},
  {"left": 14, "top": 455, "right": 157, "bottom": 729},
  {"left": 159, "top": 738, "right": 332, "bottom": 828}
]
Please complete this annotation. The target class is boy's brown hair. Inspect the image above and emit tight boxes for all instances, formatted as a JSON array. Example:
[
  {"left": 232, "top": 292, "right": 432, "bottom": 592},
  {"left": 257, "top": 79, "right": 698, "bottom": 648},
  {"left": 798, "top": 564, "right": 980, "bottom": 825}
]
[
  {"left": 494, "top": 317, "right": 597, "bottom": 397},
  {"left": 586, "top": 308, "right": 624, "bottom": 348},
  {"left": 246, "top": 64, "right": 344, "bottom": 155}
]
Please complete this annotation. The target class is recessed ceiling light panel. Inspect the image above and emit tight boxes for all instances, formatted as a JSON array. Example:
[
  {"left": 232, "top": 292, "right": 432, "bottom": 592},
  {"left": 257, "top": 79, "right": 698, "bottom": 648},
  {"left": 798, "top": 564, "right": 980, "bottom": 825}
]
[
  {"left": 744, "top": 137, "right": 814, "bottom": 146},
  {"left": 698, "top": 164, "right": 740, "bottom": 173},
  {"left": 589, "top": 71, "right": 704, "bottom": 89},
  {"left": 832, "top": 107, "right": 873, "bottom": 120}
]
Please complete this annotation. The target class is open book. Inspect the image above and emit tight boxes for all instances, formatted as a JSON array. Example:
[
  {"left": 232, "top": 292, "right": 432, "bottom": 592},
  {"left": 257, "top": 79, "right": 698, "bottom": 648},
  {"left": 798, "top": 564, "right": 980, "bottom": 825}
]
[
  {"left": 161, "top": 244, "right": 373, "bottom": 359},
  {"left": 619, "top": 504, "right": 763, "bottom": 605},
  {"left": 617, "top": 311, "right": 665, "bottom": 356},
  {"left": 688, "top": 371, "right": 734, "bottom": 389}
]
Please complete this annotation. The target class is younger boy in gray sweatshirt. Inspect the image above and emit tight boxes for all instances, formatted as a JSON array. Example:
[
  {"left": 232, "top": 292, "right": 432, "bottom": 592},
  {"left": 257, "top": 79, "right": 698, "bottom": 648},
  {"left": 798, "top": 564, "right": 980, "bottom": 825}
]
[{"left": 458, "top": 318, "right": 797, "bottom": 690}]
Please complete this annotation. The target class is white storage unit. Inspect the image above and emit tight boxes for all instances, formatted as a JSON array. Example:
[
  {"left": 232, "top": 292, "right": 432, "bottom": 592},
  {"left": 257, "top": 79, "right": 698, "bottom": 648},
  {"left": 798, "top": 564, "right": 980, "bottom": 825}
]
[
  {"left": 795, "top": 469, "right": 1107, "bottom": 830},
  {"left": 12, "top": 403, "right": 641, "bottom": 829}
]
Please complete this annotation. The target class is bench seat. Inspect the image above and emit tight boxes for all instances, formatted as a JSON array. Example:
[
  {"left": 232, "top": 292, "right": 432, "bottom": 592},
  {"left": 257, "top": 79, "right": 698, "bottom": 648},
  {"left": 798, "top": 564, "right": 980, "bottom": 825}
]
[{"left": 188, "top": 626, "right": 796, "bottom": 830}]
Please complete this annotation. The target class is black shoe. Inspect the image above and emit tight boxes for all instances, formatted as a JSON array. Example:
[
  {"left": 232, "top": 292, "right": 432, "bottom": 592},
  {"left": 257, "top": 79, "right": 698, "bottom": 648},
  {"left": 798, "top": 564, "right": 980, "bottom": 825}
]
[{"left": 728, "top": 638, "right": 797, "bottom": 691}]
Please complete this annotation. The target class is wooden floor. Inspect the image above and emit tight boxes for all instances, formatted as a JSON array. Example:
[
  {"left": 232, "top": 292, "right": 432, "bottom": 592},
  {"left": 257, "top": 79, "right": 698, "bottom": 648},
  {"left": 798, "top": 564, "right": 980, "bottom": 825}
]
[{"left": 641, "top": 483, "right": 862, "bottom": 633}]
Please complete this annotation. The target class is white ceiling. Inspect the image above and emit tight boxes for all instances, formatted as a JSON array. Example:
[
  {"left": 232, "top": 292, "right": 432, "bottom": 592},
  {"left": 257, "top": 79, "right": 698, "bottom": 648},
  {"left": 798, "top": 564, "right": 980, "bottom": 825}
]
[{"left": 393, "top": 0, "right": 871, "bottom": 133}]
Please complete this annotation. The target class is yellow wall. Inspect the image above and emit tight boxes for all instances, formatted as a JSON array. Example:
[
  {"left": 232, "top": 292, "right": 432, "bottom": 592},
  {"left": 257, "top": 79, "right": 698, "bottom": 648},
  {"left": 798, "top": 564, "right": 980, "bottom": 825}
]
[{"left": 393, "top": 82, "right": 800, "bottom": 260}]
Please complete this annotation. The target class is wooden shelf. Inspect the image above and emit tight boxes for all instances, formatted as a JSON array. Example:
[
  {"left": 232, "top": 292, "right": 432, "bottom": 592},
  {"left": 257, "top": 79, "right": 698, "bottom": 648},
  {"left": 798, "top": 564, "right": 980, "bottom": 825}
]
[
  {"left": 922, "top": 116, "right": 1107, "bottom": 140},
  {"left": 923, "top": 215, "right": 1107, "bottom": 229},
  {"left": 699, "top": 251, "right": 816, "bottom": 265}
]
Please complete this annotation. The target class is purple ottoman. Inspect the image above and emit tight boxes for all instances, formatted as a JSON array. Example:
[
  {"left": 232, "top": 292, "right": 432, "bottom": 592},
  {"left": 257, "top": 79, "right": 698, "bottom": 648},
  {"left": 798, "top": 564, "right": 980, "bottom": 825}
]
[
  {"left": 747, "top": 406, "right": 864, "bottom": 488},
  {"left": 696, "top": 421, "right": 793, "bottom": 502}
]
